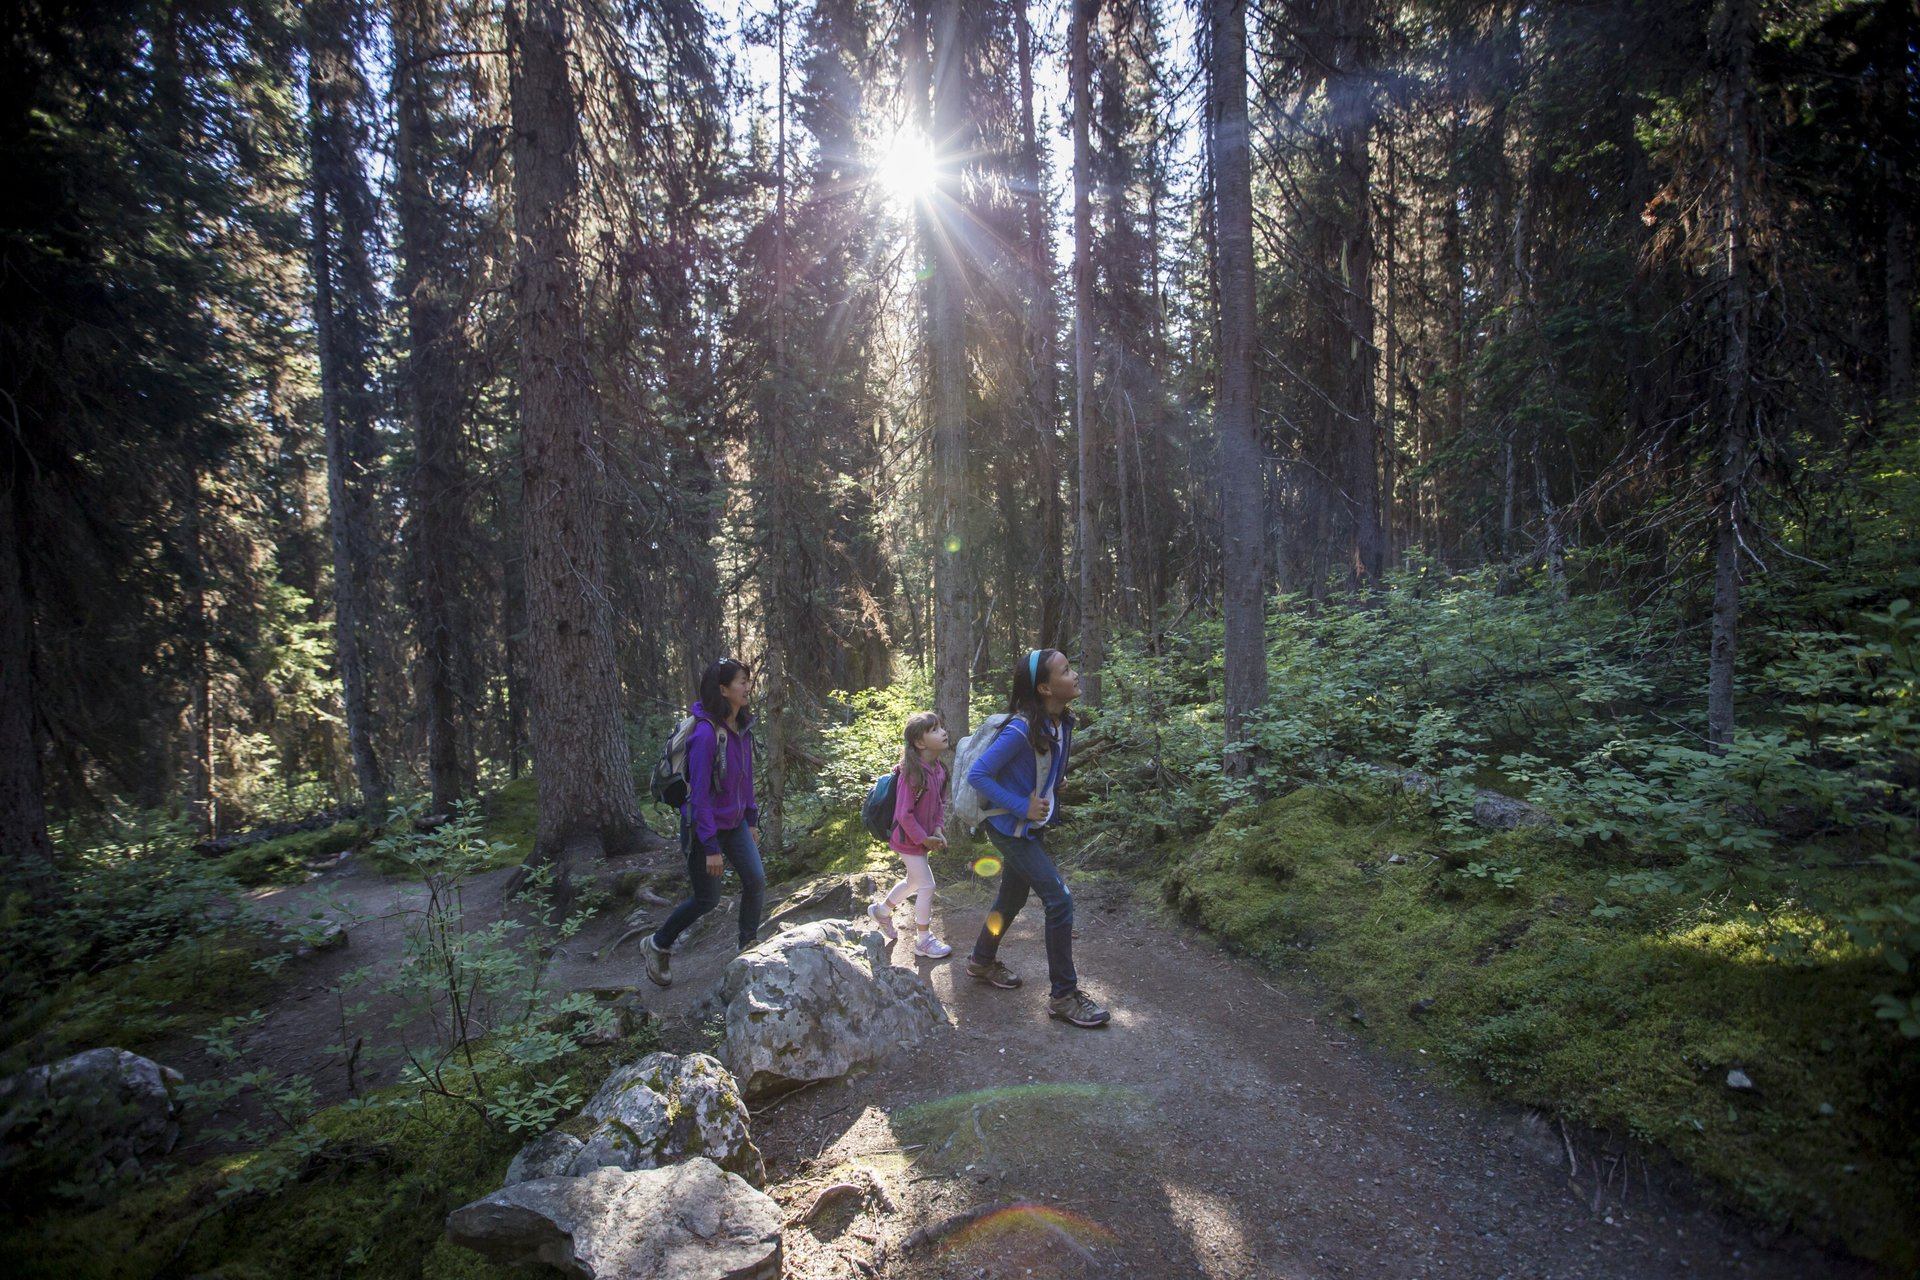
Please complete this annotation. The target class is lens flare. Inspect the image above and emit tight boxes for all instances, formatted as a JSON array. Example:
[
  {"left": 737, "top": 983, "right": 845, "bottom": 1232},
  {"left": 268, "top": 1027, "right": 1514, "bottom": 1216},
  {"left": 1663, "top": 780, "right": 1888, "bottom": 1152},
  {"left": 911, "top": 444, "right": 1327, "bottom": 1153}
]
[
  {"left": 985, "top": 910, "right": 1004, "bottom": 937},
  {"left": 945, "top": 535, "right": 963, "bottom": 554},
  {"left": 942, "top": 1201, "right": 1117, "bottom": 1261},
  {"left": 972, "top": 854, "right": 1001, "bottom": 878}
]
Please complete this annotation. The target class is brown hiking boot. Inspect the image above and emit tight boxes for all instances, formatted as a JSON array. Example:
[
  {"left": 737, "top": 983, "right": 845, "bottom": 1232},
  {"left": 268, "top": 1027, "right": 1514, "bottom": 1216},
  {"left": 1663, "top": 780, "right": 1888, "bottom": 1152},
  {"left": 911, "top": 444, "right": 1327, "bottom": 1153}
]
[
  {"left": 642, "top": 934, "right": 671, "bottom": 988},
  {"left": 1048, "top": 989, "right": 1111, "bottom": 1028},
  {"left": 966, "top": 956, "right": 1022, "bottom": 989}
]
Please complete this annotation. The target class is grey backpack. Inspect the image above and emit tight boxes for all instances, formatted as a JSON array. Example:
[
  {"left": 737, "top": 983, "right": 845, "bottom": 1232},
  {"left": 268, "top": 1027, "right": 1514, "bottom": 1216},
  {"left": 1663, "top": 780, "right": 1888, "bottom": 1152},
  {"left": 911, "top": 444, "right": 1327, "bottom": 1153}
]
[
  {"left": 950, "top": 713, "right": 1051, "bottom": 836},
  {"left": 648, "top": 715, "right": 728, "bottom": 809}
]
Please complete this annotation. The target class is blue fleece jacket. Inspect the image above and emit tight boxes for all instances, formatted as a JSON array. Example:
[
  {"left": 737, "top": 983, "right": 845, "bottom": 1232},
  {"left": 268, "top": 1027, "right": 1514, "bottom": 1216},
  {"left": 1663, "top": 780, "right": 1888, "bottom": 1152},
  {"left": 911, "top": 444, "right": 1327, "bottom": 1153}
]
[
  {"left": 967, "top": 713, "right": 1073, "bottom": 839},
  {"left": 682, "top": 703, "right": 757, "bottom": 853}
]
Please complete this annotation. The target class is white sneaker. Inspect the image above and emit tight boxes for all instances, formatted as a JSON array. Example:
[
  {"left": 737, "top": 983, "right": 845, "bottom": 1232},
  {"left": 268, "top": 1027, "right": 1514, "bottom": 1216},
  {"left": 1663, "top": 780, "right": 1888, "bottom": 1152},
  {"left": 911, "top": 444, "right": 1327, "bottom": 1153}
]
[
  {"left": 867, "top": 900, "right": 898, "bottom": 943},
  {"left": 912, "top": 933, "right": 952, "bottom": 958}
]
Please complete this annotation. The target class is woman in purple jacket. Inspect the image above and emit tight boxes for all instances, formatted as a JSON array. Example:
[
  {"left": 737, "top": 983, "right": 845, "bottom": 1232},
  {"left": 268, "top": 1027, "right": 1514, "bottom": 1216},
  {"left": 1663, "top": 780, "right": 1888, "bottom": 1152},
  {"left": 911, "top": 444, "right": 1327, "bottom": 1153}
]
[{"left": 642, "top": 658, "right": 763, "bottom": 987}]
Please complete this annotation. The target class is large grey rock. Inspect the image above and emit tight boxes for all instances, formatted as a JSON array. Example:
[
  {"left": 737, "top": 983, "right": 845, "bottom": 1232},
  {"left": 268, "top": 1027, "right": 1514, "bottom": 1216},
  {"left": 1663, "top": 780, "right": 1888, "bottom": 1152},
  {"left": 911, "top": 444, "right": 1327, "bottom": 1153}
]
[
  {"left": 1470, "top": 789, "right": 1554, "bottom": 831},
  {"left": 719, "top": 918, "right": 945, "bottom": 1099},
  {"left": 447, "top": 1160, "right": 782, "bottom": 1280},
  {"left": 505, "top": 1052, "right": 763, "bottom": 1188},
  {"left": 505, "top": 1129, "right": 586, "bottom": 1187},
  {"left": 1374, "top": 765, "right": 1556, "bottom": 831},
  {"left": 0, "top": 1048, "right": 184, "bottom": 1184},
  {"left": 759, "top": 872, "right": 884, "bottom": 933}
]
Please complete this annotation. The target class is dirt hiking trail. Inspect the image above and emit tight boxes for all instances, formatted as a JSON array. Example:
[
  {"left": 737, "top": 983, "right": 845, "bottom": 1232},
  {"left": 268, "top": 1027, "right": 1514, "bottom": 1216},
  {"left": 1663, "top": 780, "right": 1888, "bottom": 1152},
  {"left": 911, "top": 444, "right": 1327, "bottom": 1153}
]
[{"left": 227, "top": 845, "right": 1872, "bottom": 1280}]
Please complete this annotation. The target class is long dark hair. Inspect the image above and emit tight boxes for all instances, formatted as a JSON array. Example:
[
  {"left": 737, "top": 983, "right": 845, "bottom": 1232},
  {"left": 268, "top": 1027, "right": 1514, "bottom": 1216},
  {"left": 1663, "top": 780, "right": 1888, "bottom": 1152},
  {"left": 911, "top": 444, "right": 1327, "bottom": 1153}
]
[
  {"left": 697, "top": 657, "right": 752, "bottom": 730},
  {"left": 1006, "top": 647, "right": 1065, "bottom": 754}
]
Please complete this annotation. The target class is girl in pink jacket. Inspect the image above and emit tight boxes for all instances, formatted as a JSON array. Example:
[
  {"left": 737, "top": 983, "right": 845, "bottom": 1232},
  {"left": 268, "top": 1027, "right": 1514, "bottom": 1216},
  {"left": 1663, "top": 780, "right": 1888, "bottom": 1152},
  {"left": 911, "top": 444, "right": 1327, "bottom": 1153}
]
[{"left": 870, "top": 711, "right": 953, "bottom": 957}]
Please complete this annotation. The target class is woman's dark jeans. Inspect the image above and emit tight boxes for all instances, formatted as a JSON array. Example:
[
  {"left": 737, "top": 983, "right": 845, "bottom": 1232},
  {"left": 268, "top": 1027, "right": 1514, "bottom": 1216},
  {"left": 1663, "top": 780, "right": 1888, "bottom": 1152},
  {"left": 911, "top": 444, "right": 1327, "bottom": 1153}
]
[
  {"left": 653, "top": 817, "right": 765, "bottom": 951},
  {"left": 971, "top": 826, "right": 1077, "bottom": 998}
]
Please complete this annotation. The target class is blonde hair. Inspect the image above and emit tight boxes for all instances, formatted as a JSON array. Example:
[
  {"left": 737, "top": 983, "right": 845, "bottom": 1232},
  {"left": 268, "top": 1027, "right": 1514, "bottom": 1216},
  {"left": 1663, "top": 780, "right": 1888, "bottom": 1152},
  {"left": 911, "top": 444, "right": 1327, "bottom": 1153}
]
[{"left": 898, "top": 710, "right": 947, "bottom": 801}]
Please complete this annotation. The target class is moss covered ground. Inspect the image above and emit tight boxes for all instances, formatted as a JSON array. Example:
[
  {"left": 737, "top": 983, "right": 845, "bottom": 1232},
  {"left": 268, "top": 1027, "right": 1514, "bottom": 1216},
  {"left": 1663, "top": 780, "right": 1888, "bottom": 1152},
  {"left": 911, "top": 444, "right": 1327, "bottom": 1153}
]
[
  {"left": 1152, "top": 783, "right": 1920, "bottom": 1265},
  {"left": 0, "top": 929, "right": 276, "bottom": 1077},
  {"left": 216, "top": 821, "right": 366, "bottom": 887},
  {"left": 3, "top": 1029, "right": 653, "bottom": 1280}
]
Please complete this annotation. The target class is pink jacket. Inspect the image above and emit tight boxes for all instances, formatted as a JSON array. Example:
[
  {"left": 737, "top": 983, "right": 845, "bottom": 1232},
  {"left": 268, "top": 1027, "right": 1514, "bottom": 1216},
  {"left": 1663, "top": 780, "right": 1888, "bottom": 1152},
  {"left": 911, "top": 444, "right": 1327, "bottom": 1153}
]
[{"left": 889, "top": 760, "right": 947, "bottom": 857}]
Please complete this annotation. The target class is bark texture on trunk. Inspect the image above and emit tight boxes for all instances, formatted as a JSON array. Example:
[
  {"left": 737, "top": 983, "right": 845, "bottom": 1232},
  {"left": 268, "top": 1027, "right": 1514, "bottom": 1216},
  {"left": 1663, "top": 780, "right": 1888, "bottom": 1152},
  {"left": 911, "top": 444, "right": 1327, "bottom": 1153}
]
[
  {"left": 1016, "top": 0, "right": 1067, "bottom": 647},
  {"left": 508, "top": 0, "right": 643, "bottom": 869},
  {"left": 930, "top": 0, "right": 972, "bottom": 738},
  {"left": 1889, "top": 155, "right": 1913, "bottom": 403},
  {"left": 307, "top": 0, "right": 387, "bottom": 816},
  {"left": 1210, "top": 0, "right": 1267, "bottom": 773},
  {"left": 758, "top": 0, "right": 795, "bottom": 857},
  {"left": 0, "top": 477, "right": 59, "bottom": 906},
  {"left": 1707, "top": 0, "right": 1756, "bottom": 750},
  {"left": 1332, "top": 0, "right": 1382, "bottom": 588},
  {"left": 1070, "top": 0, "right": 1103, "bottom": 707},
  {"left": 393, "top": 0, "right": 465, "bottom": 815}
]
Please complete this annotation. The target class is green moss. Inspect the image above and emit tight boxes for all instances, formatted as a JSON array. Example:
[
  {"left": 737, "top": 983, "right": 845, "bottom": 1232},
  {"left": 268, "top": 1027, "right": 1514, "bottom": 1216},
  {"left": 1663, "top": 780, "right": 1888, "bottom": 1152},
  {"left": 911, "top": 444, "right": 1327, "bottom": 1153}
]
[
  {"left": 479, "top": 777, "right": 541, "bottom": 866},
  {"left": 2, "top": 1028, "right": 656, "bottom": 1280},
  {"left": 780, "top": 810, "right": 890, "bottom": 881},
  {"left": 1157, "top": 784, "right": 1920, "bottom": 1267},
  {"left": 0, "top": 929, "right": 275, "bottom": 1074},
  {"left": 360, "top": 777, "right": 672, "bottom": 877},
  {"left": 217, "top": 821, "right": 365, "bottom": 888}
]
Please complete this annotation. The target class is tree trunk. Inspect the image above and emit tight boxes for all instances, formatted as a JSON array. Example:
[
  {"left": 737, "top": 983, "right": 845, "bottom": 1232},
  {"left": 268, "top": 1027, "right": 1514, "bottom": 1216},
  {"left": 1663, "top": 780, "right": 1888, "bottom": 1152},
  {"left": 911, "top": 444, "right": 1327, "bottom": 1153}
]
[
  {"left": 306, "top": 0, "right": 387, "bottom": 817},
  {"left": 507, "top": 0, "right": 644, "bottom": 879},
  {"left": 1380, "top": 132, "right": 1397, "bottom": 568},
  {"left": 1071, "top": 0, "right": 1104, "bottom": 707},
  {"left": 392, "top": 0, "right": 466, "bottom": 816},
  {"left": 1210, "top": 0, "right": 1266, "bottom": 774},
  {"left": 759, "top": 0, "right": 796, "bottom": 858},
  {"left": 930, "top": 0, "right": 972, "bottom": 737},
  {"left": 0, "top": 476, "right": 59, "bottom": 907},
  {"left": 1707, "top": 0, "right": 1756, "bottom": 750},
  {"left": 1889, "top": 154, "right": 1913, "bottom": 403},
  {"left": 185, "top": 466, "right": 215, "bottom": 836},
  {"left": 1332, "top": 0, "right": 1382, "bottom": 588},
  {"left": 1016, "top": 0, "right": 1067, "bottom": 646}
]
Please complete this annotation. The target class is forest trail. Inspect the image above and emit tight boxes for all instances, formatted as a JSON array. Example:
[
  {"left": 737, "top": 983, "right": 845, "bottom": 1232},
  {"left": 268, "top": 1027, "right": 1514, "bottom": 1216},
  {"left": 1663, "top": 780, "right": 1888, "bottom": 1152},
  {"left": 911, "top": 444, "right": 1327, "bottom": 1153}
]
[{"left": 227, "top": 849, "right": 1870, "bottom": 1280}]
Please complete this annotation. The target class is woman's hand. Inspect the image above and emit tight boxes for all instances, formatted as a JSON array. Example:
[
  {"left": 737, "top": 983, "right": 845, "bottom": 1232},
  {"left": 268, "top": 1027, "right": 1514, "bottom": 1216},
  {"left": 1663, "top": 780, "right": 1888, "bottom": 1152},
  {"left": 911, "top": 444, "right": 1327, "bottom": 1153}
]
[
  {"left": 706, "top": 852, "right": 724, "bottom": 877},
  {"left": 1026, "top": 796, "right": 1050, "bottom": 822}
]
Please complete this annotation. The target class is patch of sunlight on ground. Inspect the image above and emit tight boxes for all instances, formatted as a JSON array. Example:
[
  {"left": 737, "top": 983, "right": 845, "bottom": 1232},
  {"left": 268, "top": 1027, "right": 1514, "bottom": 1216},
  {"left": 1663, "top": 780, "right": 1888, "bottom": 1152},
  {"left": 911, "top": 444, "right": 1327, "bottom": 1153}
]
[
  {"left": 1162, "top": 1182, "right": 1260, "bottom": 1279},
  {"left": 1654, "top": 906, "right": 1864, "bottom": 968}
]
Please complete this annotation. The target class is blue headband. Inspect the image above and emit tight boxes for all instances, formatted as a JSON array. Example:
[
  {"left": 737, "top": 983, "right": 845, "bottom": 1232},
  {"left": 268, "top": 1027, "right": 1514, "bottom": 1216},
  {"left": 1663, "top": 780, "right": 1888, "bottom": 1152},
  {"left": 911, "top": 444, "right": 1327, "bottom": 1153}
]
[{"left": 1028, "top": 648, "right": 1044, "bottom": 688}]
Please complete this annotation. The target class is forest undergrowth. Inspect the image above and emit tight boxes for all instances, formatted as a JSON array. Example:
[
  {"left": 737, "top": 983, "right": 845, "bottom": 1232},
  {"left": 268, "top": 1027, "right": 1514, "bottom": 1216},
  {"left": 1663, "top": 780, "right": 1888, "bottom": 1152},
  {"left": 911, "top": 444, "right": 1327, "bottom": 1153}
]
[
  {"left": 7, "top": 444, "right": 1919, "bottom": 1272},
  {"left": 1042, "top": 447, "right": 1920, "bottom": 1264}
]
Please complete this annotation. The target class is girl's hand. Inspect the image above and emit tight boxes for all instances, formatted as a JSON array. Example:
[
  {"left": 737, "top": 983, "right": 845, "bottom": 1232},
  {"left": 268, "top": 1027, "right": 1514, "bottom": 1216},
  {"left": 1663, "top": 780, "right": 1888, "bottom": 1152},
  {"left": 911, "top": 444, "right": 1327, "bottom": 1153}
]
[
  {"left": 706, "top": 853, "right": 724, "bottom": 876},
  {"left": 924, "top": 833, "right": 947, "bottom": 849},
  {"left": 1026, "top": 796, "right": 1050, "bottom": 822}
]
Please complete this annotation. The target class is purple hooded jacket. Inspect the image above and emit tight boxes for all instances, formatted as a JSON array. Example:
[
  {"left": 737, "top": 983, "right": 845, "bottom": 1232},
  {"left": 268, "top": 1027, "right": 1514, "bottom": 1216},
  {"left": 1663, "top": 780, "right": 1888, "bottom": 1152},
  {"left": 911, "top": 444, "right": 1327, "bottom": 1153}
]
[{"left": 683, "top": 702, "right": 756, "bottom": 854}]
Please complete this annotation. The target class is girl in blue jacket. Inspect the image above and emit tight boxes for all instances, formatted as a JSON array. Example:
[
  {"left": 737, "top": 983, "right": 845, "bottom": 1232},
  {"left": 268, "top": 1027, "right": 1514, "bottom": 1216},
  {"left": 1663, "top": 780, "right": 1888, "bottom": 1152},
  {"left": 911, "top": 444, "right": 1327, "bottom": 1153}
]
[{"left": 964, "top": 648, "right": 1112, "bottom": 1028}]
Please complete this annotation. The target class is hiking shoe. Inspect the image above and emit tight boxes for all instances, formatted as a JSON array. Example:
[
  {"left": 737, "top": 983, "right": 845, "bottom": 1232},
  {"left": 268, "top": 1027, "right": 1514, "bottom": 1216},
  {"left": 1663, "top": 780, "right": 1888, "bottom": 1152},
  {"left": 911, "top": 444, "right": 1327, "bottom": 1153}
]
[
  {"left": 642, "top": 934, "right": 671, "bottom": 988},
  {"left": 912, "top": 933, "right": 952, "bottom": 958},
  {"left": 867, "top": 900, "right": 898, "bottom": 944},
  {"left": 966, "top": 956, "right": 1022, "bottom": 989},
  {"left": 1048, "top": 990, "right": 1111, "bottom": 1028}
]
